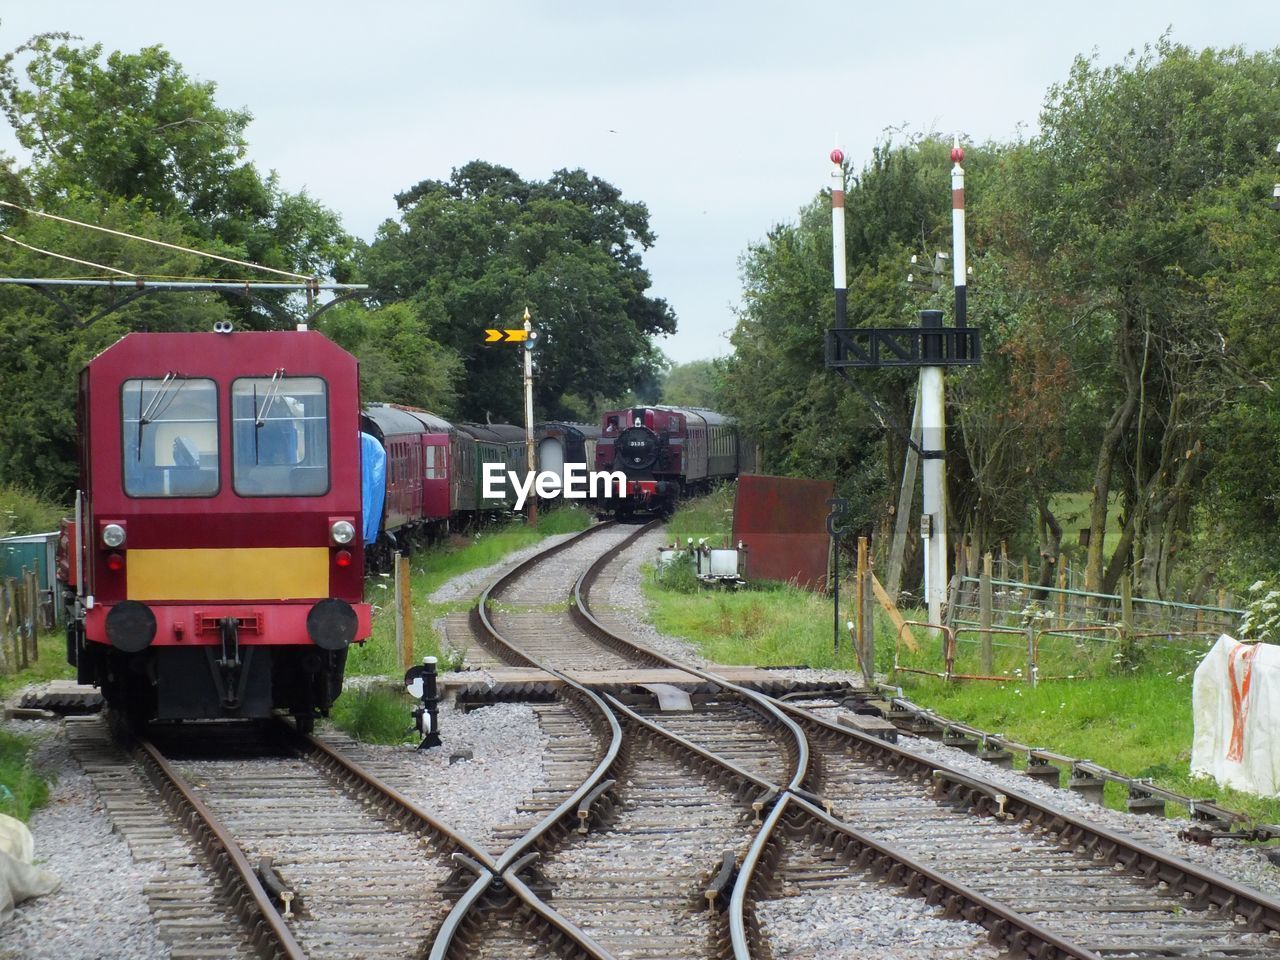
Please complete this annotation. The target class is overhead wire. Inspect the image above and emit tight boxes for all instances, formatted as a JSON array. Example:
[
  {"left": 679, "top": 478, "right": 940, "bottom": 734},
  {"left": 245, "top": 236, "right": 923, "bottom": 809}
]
[
  {"left": 0, "top": 233, "right": 136, "bottom": 276},
  {"left": 0, "top": 198, "right": 312, "bottom": 281}
]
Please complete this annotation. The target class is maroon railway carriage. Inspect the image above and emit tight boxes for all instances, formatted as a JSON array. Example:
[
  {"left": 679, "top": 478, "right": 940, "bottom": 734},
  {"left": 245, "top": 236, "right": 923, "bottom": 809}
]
[
  {"left": 596, "top": 405, "right": 740, "bottom": 515},
  {"left": 359, "top": 403, "right": 458, "bottom": 564},
  {"left": 65, "top": 330, "right": 372, "bottom": 726}
]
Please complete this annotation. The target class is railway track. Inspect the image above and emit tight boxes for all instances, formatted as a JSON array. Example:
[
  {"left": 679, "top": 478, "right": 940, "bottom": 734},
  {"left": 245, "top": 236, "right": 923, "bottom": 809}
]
[
  {"left": 568, "top": 520, "right": 1280, "bottom": 959},
  {"left": 72, "top": 712, "right": 502, "bottom": 960},
  {"left": 71, "top": 518, "right": 1280, "bottom": 959}
]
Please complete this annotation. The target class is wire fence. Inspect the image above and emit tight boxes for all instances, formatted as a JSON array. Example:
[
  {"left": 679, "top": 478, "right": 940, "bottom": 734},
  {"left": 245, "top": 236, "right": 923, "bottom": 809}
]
[{"left": 890, "top": 567, "right": 1243, "bottom": 684}]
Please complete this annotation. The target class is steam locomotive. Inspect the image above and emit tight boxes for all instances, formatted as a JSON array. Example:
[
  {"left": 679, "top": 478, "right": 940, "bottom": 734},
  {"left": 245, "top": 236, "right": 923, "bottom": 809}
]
[{"left": 595, "top": 405, "right": 754, "bottom": 516}]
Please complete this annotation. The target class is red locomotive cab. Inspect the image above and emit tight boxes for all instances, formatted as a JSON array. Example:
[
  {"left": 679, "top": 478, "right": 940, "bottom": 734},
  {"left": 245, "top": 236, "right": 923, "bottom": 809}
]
[{"left": 73, "top": 330, "right": 371, "bottom": 725}]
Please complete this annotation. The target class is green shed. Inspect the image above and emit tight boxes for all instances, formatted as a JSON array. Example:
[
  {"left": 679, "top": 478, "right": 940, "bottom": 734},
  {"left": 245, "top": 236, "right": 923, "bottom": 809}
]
[{"left": 1, "top": 532, "right": 60, "bottom": 626}]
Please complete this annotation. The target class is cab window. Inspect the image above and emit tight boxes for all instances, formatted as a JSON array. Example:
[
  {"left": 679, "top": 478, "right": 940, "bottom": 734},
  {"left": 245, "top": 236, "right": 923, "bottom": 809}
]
[
  {"left": 232, "top": 376, "right": 330, "bottom": 496},
  {"left": 122, "top": 377, "right": 219, "bottom": 497}
]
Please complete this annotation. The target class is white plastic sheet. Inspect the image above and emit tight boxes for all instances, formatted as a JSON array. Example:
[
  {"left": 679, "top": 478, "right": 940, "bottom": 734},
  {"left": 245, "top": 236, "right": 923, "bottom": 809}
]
[
  {"left": 1191, "top": 635, "right": 1280, "bottom": 797},
  {"left": 0, "top": 811, "right": 61, "bottom": 925}
]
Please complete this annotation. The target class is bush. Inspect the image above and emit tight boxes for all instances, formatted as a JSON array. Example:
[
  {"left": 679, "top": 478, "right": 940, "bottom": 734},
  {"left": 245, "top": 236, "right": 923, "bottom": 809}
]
[
  {"left": 0, "top": 484, "right": 65, "bottom": 538},
  {"left": 1238, "top": 581, "right": 1280, "bottom": 641}
]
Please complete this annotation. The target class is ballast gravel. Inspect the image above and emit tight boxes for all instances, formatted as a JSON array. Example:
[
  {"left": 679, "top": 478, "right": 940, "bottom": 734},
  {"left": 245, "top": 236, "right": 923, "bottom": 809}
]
[
  {"left": 319, "top": 699, "right": 549, "bottom": 850},
  {"left": 0, "top": 717, "right": 168, "bottom": 960},
  {"left": 427, "top": 530, "right": 583, "bottom": 603},
  {"left": 755, "top": 884, "right": 1003, "bottom": 960},
  {"left": 896, "top": 726, "right": 1280, "bottom": 901}
]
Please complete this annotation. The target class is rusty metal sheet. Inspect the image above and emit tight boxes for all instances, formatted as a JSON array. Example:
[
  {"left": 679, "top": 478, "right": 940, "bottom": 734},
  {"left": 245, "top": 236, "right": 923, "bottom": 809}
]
[{"left": 731, "top": 475, "right": 834, "bottom": 588}]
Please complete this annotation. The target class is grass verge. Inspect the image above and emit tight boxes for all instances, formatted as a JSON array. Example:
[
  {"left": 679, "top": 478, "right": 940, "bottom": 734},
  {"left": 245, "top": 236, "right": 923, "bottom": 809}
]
[
  {"left": 0, "top": 729, "right": 51, "bottom": 822},
  {"left": 0, "top": 628, "right": 76, "bottom": 703},
  {"left": 334, "top": 505, "right": 592, "bottom": 740},
  {"left": 647, "top": 492, "right": 1280, "bottom": 821},
  {"left": 895, "top": 666, "right": 1280, "bottom": 822}
]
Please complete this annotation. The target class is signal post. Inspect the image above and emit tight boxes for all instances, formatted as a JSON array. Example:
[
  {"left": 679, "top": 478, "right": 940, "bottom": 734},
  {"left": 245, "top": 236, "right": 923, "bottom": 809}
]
[
  {"left": 483, "top": 312, "right": 539, "bottom": 525},
  {"left": 825, "top": 144, "right": 980, "bottom": 627},
  {"left": 522, "top": 307, "right": 537, "bottom": 526}
]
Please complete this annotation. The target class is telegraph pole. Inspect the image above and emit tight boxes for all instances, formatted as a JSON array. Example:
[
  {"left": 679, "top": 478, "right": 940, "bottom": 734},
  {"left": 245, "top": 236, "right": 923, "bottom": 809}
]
[{"left": 522, "top": 306, "right": 537, "bottom": 526}]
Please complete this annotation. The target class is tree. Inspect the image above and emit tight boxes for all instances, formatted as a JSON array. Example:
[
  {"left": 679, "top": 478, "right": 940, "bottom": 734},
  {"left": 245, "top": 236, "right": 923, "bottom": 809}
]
[
  {"left": 0, "top": 38, "right": 358, "bottom": 322},
  {"left": 0, "top": 38, "right": 365, "bottom": 495},
  {"left": 364, "top": 161, "right": 675, "bottom": 421},
  {"left": 662, "top": 359, "right": 722, "bottom": 408},
  {"left": 992, "top": 40, "right": 1280, "bottom": 596},
  {"left": 0, "top": 194, "right": 234, "bottom": 492},
  {"left": 321, "top": 301, "right": 462, "bottom": 415}
]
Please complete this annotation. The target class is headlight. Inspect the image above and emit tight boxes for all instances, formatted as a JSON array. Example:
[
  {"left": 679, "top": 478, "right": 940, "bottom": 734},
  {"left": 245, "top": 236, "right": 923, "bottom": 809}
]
[
  {"left": 102, "top": 523, "right": 126, "bottom": 548},
  {"left": 330, "top": 520, "right": 356, "bottom": 545}
]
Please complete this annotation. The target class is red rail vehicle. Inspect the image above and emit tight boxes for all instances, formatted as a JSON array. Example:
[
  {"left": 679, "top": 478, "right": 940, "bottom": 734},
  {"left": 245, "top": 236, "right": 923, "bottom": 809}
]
[
  {"left": 63, "top": 329, "right": 371, "bottom": 727},
  {"left": 595, "top": 405, "right": 753, "bottom": 516}
]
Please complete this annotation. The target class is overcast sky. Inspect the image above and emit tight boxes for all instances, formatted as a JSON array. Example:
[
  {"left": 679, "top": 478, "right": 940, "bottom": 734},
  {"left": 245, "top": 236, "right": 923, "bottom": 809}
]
[{"left": 0, "top": 2, "right": 1274, "bottom": 364}]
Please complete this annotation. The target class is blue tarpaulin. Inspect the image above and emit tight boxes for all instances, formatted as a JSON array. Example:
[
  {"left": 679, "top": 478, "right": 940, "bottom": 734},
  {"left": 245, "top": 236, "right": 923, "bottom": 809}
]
[{"left": 360, "top": 433, "right": 386, "bottom": 546}]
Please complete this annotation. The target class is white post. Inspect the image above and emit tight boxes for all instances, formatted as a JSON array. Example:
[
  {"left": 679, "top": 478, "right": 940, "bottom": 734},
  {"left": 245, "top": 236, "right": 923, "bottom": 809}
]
[
  {"left": 522, "top": 307, "right": 537, "bottom": 525},
  {"left": 830, "top": 148, "right": 847, "bottom": 327},
  {"left": 951, "top": 139, "right": 967, "bottom": 330},
  {"left": 919, "top": 311, "right": 948, "bottom": 625}
]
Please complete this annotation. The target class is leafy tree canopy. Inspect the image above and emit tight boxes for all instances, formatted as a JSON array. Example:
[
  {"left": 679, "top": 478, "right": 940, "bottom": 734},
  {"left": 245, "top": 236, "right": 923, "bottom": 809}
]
[
  {"left": 365, "top": 161, "right": 676, "bottom": 422},
  {"left": 0, "top": 37, "right": 360, "bottom": 305},
  {"left": 661, "top": 359, "right": 722, "bottom": 409}
]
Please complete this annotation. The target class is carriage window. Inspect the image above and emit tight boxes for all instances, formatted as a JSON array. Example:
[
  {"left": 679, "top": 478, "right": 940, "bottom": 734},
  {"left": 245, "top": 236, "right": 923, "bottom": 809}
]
[
  {"left": 232, "top": 375, "right": 330, "bottom": 496},
  {"left": 123, "top": 377, "right": 219, "bottom": 497},
  {"left": 425, "top": 444, "right": 446, "bottom": 480}
]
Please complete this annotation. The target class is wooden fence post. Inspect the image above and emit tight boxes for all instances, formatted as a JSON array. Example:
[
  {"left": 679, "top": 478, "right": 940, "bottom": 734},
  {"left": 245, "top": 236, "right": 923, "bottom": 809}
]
[
  {"left": 4, "top": 578, "right": 15, "bottom": 672},
  {"left": 854, "top": 537, "right": 867, "bottom": 661},
  {"left": 0, "top": 580, "right": 9, "bottom": 674},
  {"left": 397, "top": 553, "right": 413, "bottom": 670},
  {"left": 1056, "top": 561, "right": 1068, "bottom": 627},
  {"left": 12, "top": 573, "right": 27, "bottom": 669},
  {"left": 980, "top": 553, "right": 994, "bottom": 675},
  {"left": 860, "top": 538, "right": 874, "bottom": 680},
  {"left": 25, "top": 568, "right": 39, "bottom": 663},
  {"left": 1120, "top": 575, "right": 1134, "bottom": 667}
]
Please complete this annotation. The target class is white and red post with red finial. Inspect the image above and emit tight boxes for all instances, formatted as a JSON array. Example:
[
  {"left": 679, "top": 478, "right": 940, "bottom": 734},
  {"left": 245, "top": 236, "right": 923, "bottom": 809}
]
[
  {"left": 951, "top": 138, "right": 967, "bottom": 331},
  {"left": 830, "top": 147, "right": 847, "bottom": 328}
]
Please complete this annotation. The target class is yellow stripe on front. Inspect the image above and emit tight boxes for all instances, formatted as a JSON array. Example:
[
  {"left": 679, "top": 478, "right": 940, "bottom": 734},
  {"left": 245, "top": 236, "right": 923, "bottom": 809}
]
[{"left": 127, "top": 548, "right": 331, "bottom": 601}]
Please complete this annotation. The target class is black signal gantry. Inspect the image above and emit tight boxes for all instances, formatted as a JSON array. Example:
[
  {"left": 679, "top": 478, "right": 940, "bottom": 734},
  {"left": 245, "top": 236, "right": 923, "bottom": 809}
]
[{"left": 826, "top": 310, "right": 981, "bottom": 370}]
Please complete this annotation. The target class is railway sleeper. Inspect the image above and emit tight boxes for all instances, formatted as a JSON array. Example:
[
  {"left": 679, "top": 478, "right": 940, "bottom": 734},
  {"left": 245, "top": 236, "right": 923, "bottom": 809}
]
[{"left": 701, "top": 849, "right": 740, "bottom": 915}]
